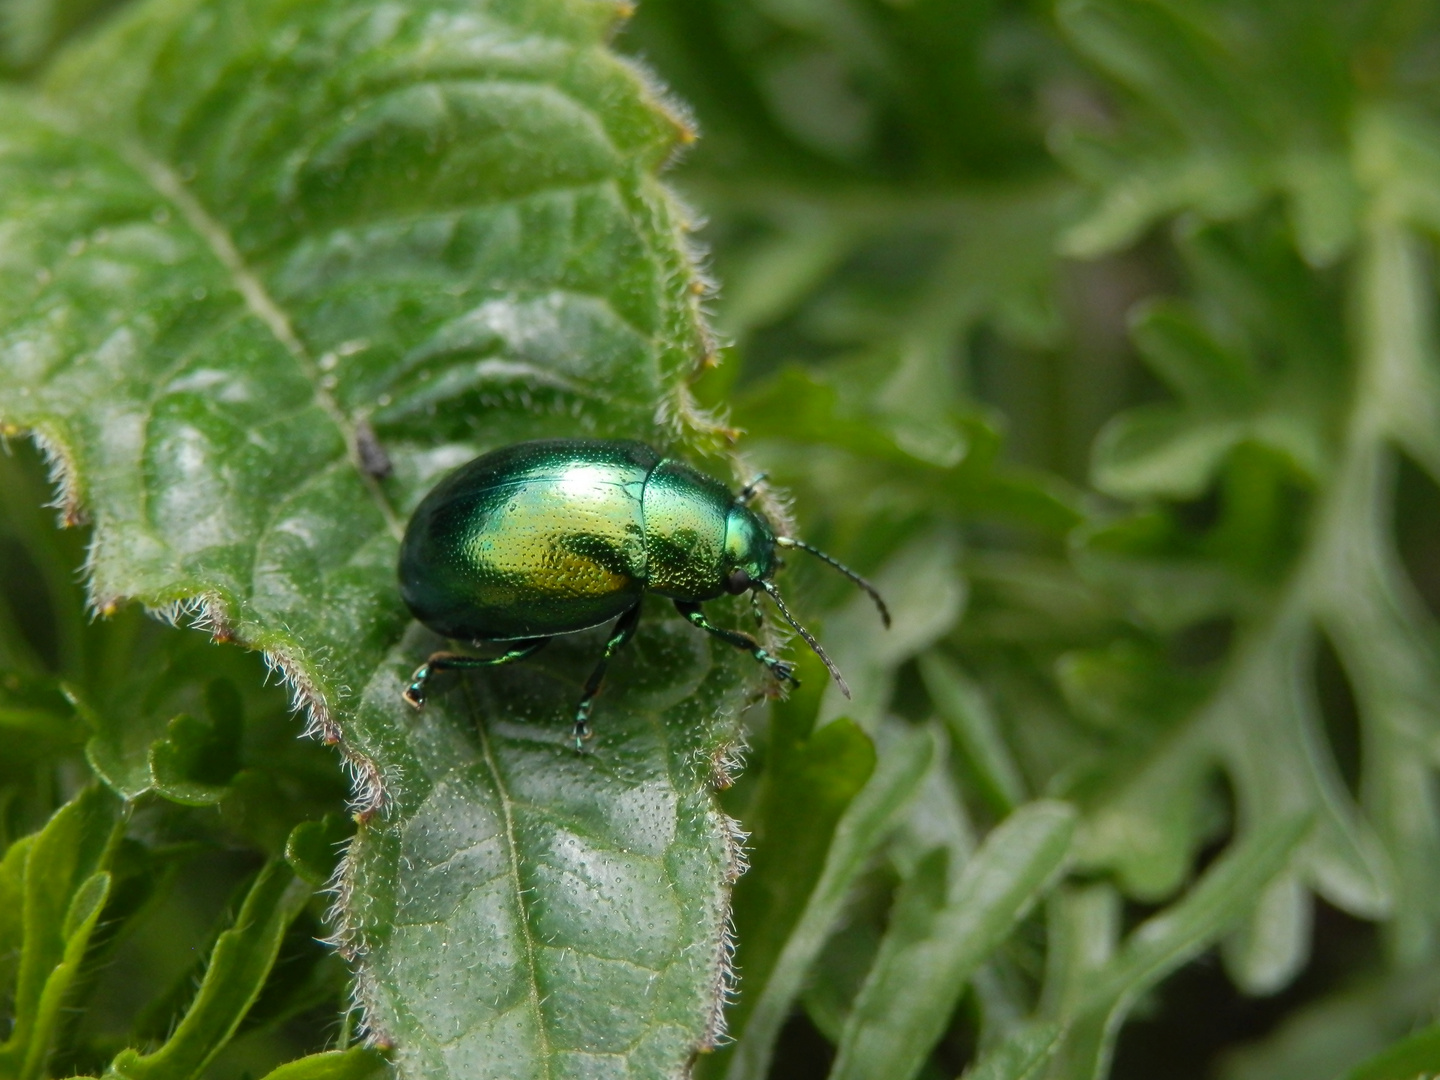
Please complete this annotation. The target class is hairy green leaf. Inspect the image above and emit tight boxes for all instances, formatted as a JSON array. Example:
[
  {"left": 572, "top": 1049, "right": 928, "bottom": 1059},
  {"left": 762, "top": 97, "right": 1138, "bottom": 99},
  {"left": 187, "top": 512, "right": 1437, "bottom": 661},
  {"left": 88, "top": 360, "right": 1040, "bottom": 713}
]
[
  {"left": 344, "top": 623, "right": 749, "bottom": 1077},
  {"left": 0, "top": 0, "right": 751, "bottom": 1074}
]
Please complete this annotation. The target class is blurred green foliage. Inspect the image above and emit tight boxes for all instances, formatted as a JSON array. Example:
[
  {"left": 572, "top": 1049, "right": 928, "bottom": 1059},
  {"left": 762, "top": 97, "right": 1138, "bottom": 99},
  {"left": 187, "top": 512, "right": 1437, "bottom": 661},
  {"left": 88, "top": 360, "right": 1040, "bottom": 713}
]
[
  {"left": 625, "top": 0, "right": 1440, "bottom": 1076},
  {"left": 3, "top": 0, "right": 1440, "bottom": 1079},
  {"left": 0, "top": 0, "right": 756, "bottom": 1074}
]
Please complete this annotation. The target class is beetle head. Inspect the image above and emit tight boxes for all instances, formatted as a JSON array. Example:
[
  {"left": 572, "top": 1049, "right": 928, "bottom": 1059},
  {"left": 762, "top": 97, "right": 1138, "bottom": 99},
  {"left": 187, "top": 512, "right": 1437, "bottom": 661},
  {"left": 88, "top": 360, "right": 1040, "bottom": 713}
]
[
  {"left": 721, "top": 494, "right": 891, "bottom": 700},
  {"left": 723, "top": 502, "right": 776, "bottom": 584}
]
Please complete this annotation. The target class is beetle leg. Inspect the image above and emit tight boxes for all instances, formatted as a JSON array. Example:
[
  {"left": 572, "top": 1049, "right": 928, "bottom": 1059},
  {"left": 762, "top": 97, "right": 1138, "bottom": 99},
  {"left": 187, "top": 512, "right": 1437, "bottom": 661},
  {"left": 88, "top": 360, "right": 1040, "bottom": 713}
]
[
  {"left": 403, "top": 638, "right": 549, "bottom": 708},
  {"left": 572, "top": 603, "right": 642, "bottom": 752},
  {"left": 674, "top": 600, "right": 800, "bottom": 689}
]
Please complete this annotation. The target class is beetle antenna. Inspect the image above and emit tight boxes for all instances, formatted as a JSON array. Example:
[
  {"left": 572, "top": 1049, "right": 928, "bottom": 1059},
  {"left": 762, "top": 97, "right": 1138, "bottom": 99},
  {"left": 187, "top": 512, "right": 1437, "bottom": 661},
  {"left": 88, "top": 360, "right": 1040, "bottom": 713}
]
[
  {"left": 738, "top": 473, "right": 768, "bottom": 503},
  {"left": 775, "top": 538, "right": 891, "bottom": 627},
  {"left": 756, "top": 579, "right": 851, "bottom": 699}
]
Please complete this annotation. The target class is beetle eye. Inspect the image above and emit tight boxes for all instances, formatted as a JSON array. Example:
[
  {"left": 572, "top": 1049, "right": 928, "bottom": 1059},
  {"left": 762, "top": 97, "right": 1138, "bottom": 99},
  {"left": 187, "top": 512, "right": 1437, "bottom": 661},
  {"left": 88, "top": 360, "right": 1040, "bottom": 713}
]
[{"left": 725, "top": 568, "right": 752, "bottom": 595}]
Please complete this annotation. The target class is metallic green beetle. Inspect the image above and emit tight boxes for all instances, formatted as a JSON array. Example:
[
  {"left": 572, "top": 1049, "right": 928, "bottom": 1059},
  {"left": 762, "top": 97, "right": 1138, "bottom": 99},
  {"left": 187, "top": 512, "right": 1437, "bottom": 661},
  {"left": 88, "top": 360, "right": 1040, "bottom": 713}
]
[{"left": 399, "top": 438, "right": 889, "bottom": 749}]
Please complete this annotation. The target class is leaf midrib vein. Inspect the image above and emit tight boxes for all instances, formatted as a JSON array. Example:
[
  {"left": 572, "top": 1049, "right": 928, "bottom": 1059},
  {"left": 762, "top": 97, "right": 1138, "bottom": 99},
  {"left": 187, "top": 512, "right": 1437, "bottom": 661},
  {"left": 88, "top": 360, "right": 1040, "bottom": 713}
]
[
  {"left": 465, "top": 681, "right": 554, "bottom": 1077},
  {"left": 120, "top": 139, "right": 403, "bottom": 544}
]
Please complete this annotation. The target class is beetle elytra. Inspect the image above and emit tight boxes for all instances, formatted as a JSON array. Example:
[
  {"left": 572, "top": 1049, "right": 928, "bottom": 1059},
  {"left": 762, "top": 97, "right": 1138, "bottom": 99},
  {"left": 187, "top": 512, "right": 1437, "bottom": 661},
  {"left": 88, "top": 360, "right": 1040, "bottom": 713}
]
[{"left": 398, "top": 439, "right": 889, "bottom": 749}]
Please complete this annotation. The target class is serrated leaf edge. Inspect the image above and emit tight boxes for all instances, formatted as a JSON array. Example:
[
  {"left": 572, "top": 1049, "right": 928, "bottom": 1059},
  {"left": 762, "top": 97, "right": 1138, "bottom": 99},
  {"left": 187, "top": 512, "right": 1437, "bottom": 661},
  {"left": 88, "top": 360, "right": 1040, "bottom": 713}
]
[{"left": 4, "top": 8, "right": 766, "bottom": 1066}]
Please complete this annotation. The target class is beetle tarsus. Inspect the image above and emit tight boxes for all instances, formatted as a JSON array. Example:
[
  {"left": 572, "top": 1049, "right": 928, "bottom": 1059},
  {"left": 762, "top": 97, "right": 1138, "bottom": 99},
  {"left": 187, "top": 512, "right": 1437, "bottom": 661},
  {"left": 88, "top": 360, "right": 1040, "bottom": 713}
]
[
  {"left": 769, "top": 658, "right": 799, "bottom": 687},
  {"left": 754, "top": 650, "right": 800, "bottom": 690},
  {"left": 675, "top": 600, "right": 801, "bottom": 691},
  {"left": 403, "top": 668, "right": 429, "bottom": 709}
]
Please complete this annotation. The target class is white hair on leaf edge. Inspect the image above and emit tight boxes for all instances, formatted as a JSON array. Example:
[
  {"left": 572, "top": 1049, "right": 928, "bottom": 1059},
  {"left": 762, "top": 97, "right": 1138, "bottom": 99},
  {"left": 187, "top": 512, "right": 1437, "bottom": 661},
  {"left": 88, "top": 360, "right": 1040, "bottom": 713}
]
[
  {"left": 697, "top": 807, "right": 750, "bottom": 1053},
  {"left": 321, "top": 836, "right": 396, "bottom": 1050},
  {"left": 16, "top": 427, "right": 401, "bottom": 1052},
  {"left": 29, "top": 428, "right": 87, "bottom": 528}
]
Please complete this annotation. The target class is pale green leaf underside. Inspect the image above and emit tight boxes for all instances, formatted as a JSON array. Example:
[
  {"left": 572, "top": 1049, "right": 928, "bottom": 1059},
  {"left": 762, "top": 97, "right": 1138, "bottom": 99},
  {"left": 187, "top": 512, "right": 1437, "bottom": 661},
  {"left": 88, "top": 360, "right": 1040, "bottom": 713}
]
[
  {"left": 1074, "top": 116, "right": 1440, "bottom": 979},
  {"left": 255, "top": 1047, "right": 393, "bottom": 1080},
  {"left": 963, "top": 1024, "right": 1063, "bottom": 1080},
  {"left": 830, "top": 800, "right": 1075, "bottom": 1080},
  {"left": 1053, "top": 0, "right": 1440, "bottom": 985},
  {"left": 1053, "top": 815, "right": 1308, "bottom": 1080},
  {"left": 724, "top": 729, "right": 936, "bottom": 1080},
  {"left": 0, "top": 0, "right": 751, "bottom": 1076}
]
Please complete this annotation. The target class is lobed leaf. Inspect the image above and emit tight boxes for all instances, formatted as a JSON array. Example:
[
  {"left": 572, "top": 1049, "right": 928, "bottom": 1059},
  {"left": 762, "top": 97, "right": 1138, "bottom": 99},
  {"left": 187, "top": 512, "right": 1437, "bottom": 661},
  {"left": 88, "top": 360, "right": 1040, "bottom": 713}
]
[
  {"left": 1049, "top": 815, "right": 1308, "bottom": 1080},
  {"left": 1074, "top": 152, "right": 1440, "bottom": 989},
  {"left": 723, "top": 727, "right": 934, "bottom": 1080},
  {"left": 104, "top": 859, "right": 312, "bottom": 1080},
  {"left": 1053, "top": 3, "right": 1440, "bottom": 992},
  {"left": 828, "top": 800, "right": 1076, "bottom": 1080},
  {"left": 1056, "top": 0, "right": 1357, "bottom": 264},
  {"left": 0, "top": 784, "right": 123, "bottom": 1080}
]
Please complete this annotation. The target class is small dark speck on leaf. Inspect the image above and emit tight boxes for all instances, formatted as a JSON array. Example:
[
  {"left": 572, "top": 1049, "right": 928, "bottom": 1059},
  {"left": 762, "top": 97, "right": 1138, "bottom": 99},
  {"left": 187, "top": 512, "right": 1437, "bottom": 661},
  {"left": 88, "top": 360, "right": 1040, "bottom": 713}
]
[{"left": 355, "top": 418, "right": 393, "bottom": 479}]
